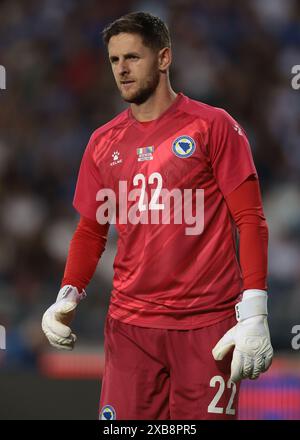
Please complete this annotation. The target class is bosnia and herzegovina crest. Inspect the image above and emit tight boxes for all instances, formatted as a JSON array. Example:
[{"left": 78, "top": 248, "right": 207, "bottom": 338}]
[{"left": 172, "top": 135, "right": 196, "bottom": 158}]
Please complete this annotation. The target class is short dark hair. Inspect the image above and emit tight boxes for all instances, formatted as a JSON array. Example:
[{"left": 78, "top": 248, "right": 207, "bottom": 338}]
[{"left": 102, "top": 12, "right": 171, "bottom": 51}]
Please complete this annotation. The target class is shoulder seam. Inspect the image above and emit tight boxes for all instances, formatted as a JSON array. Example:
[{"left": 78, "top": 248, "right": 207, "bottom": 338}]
[{"left": 90, "top": 109, "right": 132, "bottom": 143}]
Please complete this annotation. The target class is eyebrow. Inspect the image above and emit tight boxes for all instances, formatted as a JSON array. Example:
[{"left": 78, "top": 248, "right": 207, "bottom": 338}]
[{"left": 109, "top": 52, "right": 141, "bottom": 62}]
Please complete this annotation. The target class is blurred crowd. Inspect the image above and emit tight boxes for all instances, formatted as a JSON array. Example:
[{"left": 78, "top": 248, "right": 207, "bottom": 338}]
[{"left": 0, "top": 0, "right": 299, "bottom": 368}]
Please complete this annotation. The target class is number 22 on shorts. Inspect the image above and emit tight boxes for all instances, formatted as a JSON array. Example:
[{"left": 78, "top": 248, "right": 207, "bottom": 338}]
[{"left": 207, "top": 375, "right": 237, "bottom": 415}]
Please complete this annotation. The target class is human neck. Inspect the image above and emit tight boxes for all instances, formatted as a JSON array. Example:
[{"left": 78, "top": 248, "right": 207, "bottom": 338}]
[{"left": 130, "top": 83, "right": 177, "bottom": 122}]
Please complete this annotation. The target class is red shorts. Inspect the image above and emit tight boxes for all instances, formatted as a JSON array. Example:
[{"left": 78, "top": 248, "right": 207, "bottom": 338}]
[{"left": 99, "top": 314, "right": 240, "bottom": 420}]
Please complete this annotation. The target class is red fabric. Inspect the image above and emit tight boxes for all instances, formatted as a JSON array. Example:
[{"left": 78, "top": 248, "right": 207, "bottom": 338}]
[
  {"left": 72, "top": 92, "right": 258, "bottom": 329},
  {"left": 61, "top": 216, "right": 109, "bottom": 292},
  {"left": 100, "top": 314, "right": 240, "bottom": 420},
  {"left": 225, "top": 176, "right": 268, "bottom": 291}
]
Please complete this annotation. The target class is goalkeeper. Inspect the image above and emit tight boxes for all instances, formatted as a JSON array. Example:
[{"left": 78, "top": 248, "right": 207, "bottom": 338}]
[{"left": 42, "top": 12, "right": 273, "bottom": 420}]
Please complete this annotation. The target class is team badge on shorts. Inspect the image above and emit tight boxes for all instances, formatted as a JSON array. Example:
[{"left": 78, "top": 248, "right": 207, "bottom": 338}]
[
  {"left": 172, "top": 135, "right": 196, "bottom": 158},
  {"left": 99, "top": 404, "right": 116, "bottom": 420}
]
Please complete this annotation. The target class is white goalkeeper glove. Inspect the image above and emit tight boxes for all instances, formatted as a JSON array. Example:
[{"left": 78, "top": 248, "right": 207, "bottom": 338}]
[
  {"left": 212, "top": 290, "right": 273, "bottom": 382},
  {"left": 42, "top": 285, "right": 86, "bottom": 350}
]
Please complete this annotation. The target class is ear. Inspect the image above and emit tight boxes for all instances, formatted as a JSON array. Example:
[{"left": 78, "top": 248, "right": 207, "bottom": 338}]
[{"left": 158, "top": 47, "right": 172, "bottom": 72}]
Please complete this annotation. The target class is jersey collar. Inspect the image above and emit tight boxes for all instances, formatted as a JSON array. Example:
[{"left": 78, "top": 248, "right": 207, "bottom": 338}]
[{"left": 127, "top": 92, "right": 184, "bottom": 129}]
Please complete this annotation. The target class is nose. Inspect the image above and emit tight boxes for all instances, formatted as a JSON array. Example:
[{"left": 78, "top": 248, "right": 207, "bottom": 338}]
[{"left": 118, "top": 59, "right": 129, "bottom": 77}]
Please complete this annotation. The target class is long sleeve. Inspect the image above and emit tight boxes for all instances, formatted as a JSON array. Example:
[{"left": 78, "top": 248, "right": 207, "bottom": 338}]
[
  {"left": 61, "top": 216, "right": 109, "bottom": 292},
  {"left": 225, "top": 176, "right": 269, "bottom": 291}
]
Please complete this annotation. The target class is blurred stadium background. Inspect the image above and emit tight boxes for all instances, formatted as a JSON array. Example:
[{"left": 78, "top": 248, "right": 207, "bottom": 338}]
[{"left": 0, "top": 0, "right": 300, "bottom": 420}]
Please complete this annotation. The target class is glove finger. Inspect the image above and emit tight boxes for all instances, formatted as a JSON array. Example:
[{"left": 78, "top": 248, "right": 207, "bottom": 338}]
[
  {"left": 250, "top": 353, "right": 267, "bottom": 379},
  {"left": 263, "top": 348, "right": 273, "bottom": 372},
  {"left": 46, "top": 333, "right": 75, "bottom": 349},
  {"left": 249, "top": 370, "right": 260, "bottom": 380},
  {"left": 43, "top": 312, "right": 72, "bottom": 339},
  {"left": 252, "top": 350, "right": 273, "bottom": 376},
  {"left": 251, "top": 354, "right": 266, "bottom": 377},
  {"left": 212, "top": 327, "right": 235, "bottom": 361},
  {"left": 242, "top": 355, "right": 254, "bottom": 379},
  {"left": 48, "top": 340, "right": 74, "bottom": 351},
  {"left": 230, "top": 349, "right": 244, "bottom": 383},
  {"left": 44, "top": 329, "right": 76, "bottom": 348}
]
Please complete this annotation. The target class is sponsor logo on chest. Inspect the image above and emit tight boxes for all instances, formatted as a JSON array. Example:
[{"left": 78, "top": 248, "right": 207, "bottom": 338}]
[
  {"left": 110, "top": 151, "right": 122, "bottom": 166},
  {"left": 136, "top": 146, "right": 154, "bottom": 162}
]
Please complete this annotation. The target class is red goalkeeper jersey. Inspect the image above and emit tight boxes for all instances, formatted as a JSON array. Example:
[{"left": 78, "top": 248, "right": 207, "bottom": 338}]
[{"left": 73, "top": 93, "right": 257, "bottom": 329}]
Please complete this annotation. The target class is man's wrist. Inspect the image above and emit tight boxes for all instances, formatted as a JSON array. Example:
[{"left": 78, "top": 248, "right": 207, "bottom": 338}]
[
  {"left": 242, "top": 289, "right": 267, "bottom": 300},
  {"left": 235, "top": 289, "right": 268, "bottom": 322},
  {"left": 57, "top": 285, "right": 87, "bottom": 303}
]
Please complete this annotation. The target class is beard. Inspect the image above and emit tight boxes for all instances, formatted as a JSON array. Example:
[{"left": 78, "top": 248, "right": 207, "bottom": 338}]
[{"left": 120, "top": 70, "right": 160, "bottom": 105}]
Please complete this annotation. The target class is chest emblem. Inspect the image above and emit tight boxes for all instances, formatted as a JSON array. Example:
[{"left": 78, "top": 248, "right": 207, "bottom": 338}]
[{"left": 172, "top": 135, "right": 196, "bottom": 158}]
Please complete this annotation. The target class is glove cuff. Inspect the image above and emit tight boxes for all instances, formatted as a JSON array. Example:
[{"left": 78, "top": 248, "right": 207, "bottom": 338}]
[
  {"left": 56, "top": 285, "right": 87, "bottom": 304},
  {"left": 235, "top": 290, "right": 268, "bottom": 322}
]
